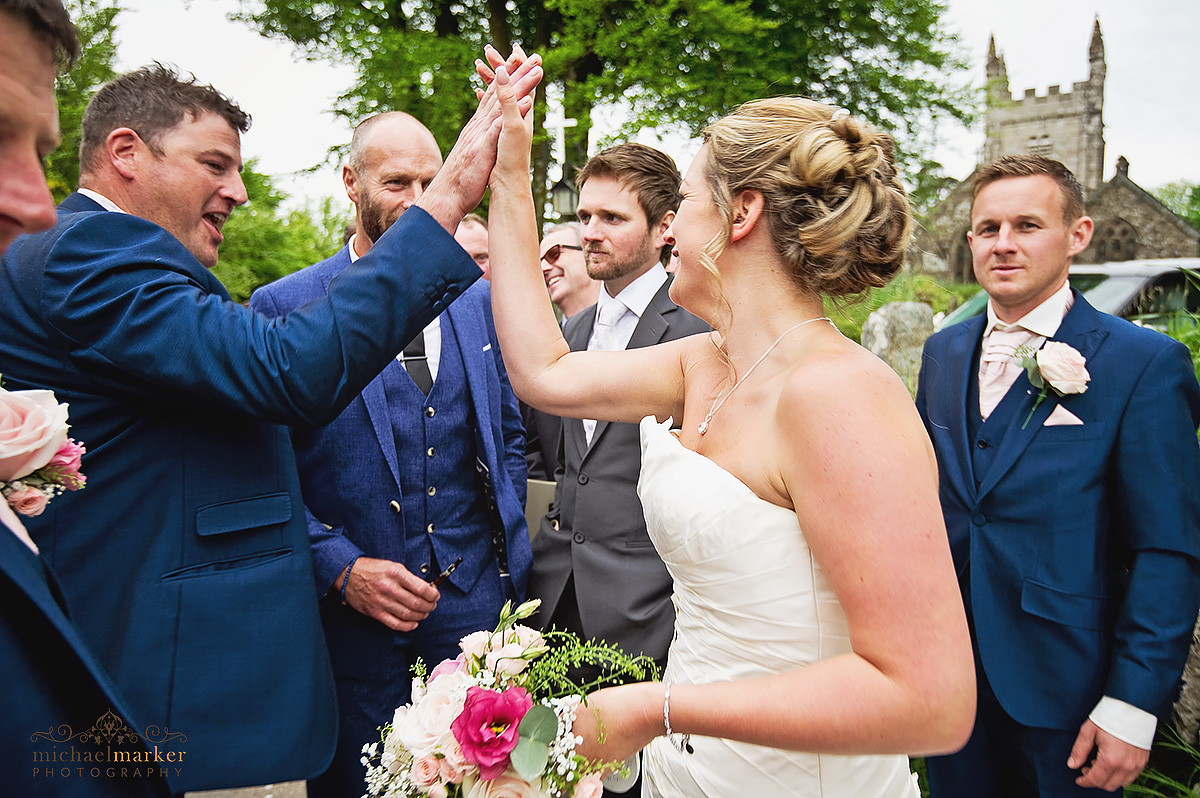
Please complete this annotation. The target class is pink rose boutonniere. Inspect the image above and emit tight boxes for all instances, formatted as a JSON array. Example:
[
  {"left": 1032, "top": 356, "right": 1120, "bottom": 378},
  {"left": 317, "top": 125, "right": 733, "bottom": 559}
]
[
  {"left": 0, "top": 380, "right": 87, "bottom": 517},
  {"left": 1020, "top": 341, "right": 1090, "bottom": 429}
]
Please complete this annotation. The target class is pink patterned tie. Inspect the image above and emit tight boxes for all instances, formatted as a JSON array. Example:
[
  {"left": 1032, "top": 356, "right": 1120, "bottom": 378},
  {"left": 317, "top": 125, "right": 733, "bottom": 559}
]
[{"left": 978, "top": 328, "right": 1033, "bottom": 420}]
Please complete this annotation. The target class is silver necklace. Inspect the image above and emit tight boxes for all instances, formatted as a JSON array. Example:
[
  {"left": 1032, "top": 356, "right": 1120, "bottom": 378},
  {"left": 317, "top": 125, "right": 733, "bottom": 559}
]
[{"left": 697, "top": 316, "right": 833, "bottom": 435}]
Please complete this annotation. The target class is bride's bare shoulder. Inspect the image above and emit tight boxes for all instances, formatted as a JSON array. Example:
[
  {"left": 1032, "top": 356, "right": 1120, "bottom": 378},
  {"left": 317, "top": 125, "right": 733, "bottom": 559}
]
[{"left": 778, "top": 337, "right": 916, "bottom": 428}]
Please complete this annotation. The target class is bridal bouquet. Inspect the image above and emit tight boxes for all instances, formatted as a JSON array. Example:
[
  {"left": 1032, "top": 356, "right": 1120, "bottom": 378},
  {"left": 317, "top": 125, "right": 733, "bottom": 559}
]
[
  {"left": 362, "top": 599, "right": 656, "bottom": 798},
  {"left": 0, "top": 380, "right": 86, "bottom": 517}
]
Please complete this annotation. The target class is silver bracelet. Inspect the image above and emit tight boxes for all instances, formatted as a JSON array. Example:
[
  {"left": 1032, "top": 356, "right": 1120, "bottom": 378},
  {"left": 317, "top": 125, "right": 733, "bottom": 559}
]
[{"left": 662, "top": 682, "right": 693, "bottom": 754}]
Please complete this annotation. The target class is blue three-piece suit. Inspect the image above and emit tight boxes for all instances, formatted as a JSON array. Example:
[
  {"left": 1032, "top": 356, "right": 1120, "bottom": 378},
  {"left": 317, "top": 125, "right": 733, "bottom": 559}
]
[
  {"left": 917, "top": 292, "right": 1200, "bottom": 795},
  {"left": 250, "top": 244, "right": 531, "bottom": 796}
]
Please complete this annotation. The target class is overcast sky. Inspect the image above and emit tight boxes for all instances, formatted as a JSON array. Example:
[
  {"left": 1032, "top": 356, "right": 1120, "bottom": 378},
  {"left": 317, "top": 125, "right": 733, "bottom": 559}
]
[{"left": 109, "top": 0, "right": 1199, "bottom": 210}]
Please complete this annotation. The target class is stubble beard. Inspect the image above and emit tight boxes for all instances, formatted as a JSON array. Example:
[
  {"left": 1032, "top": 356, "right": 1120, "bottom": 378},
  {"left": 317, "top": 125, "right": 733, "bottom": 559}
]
[
  {"left": 359, "top": 194, "right": 402, "bottom": 247},
  {"left": 585, "top": 230, "right": 660, "bottom": 283}
]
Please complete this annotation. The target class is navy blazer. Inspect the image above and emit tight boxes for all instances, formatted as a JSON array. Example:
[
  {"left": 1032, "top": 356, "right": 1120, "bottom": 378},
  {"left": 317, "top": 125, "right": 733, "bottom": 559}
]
[
  {"left": 0, "top": 193, "right": 480, "bottom": 791},
  {"left": 249, "top": 246, "right": 531, "bottom": 626},
  {"left": 916, "top": 292, "right": 1200, "bottom": 730},
  {"left": 0, "top": 526, "right": 169, "bottom": 796}
]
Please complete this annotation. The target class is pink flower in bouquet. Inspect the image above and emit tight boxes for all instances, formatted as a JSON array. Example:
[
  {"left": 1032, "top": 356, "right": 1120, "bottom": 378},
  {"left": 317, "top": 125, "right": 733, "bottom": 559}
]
[
  {"left": 0, "top": 387, "right": 69, "bottom": 482},
  {"left": 439, "top": 738, "right": 469, "bottom": 784},
  {"left": 428, "top": 784, "right": 450, "bottom": 798},
  {"left": 573, "top": 773, "right": 604, "bottom": 798},
  {"left": 460, "top": 630, "right": 492, "bottom": 661},
  {"left": 510, "top": 625, "right": 545, "bottom": 651},
  {"left": 397, "top": 669, "right": 473, "bottom": 757},
  {"left": 44, "top": 438, "right": 86, "bottom": 490},
  {"left": 411, "top": 754, "right": 442, "bottom": 788},
  {"left": 6, "top": 483, "right": 49, "bottom": 516},
  {"left": 463, "top": 767, "right": 544, "bottom": 798},
  {"left": 429, "top": 654, "right": 467, "bottom": 683},
  {"left": 486, "top": 642, "right": 533, "bottom": 676},
  {"left": 451, "top": 686, "right": 532, "bottom": 780}
]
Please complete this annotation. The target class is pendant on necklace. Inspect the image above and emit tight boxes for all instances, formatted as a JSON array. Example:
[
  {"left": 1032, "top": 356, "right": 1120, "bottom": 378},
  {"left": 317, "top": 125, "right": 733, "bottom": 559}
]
[{"left": 697, "top": 418, "right": 710, "bottom": 435}]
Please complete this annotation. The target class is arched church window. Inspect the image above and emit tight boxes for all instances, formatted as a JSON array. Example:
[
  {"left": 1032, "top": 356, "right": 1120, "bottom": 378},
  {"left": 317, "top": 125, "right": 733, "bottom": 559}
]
[{"left": 1093, "top": 218, "right": 1138, "bottom": 262}]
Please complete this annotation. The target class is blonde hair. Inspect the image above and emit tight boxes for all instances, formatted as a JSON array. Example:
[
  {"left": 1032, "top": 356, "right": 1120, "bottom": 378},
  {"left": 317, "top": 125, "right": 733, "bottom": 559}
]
[{"left": 702, "top": 97, "right": 911, "bottom": 299}]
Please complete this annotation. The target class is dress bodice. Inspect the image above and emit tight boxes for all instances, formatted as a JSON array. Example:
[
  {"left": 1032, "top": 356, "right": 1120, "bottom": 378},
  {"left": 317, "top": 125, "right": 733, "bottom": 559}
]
[{"left": 637, "top": 416, "right": 916, "bottom": 797}]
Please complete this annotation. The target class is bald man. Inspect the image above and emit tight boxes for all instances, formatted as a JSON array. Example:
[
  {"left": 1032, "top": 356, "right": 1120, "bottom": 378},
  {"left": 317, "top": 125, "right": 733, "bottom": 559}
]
[{"left": 249, "top": 111, "right": 530, "bottom": 798}]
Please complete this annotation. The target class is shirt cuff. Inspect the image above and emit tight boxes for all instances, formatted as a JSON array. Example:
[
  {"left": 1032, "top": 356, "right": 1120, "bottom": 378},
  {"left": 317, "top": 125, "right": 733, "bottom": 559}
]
[{"left": 1089, "top": 696, "right": 1157, "bottom": 750}]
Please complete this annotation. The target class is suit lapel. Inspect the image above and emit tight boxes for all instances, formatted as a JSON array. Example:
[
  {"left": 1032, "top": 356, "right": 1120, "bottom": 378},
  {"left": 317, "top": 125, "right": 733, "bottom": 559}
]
[
  {"left": 942, "top": 316, "right": 985, "bottom": 503},
  {"left": 564, "top": 307, "right": 597, "bottom": 462},
  {"left": 328, "top": 248, "right": 402, "bottom": 492},
  {"left": 449, "top": 296, "right": 498, "bottom": 469},
  {"left": 976, "top": 293, "right": 1107, "bottom": 500}
]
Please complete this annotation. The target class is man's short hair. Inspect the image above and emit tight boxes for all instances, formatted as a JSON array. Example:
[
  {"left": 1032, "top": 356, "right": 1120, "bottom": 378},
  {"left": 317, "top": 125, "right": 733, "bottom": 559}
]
[
  {"left": 576, "top": 143, "right": 681, "bottom": 229},
  {"left": 1, "top": 0, "right": 79, "bottom": 67},
  {"left": 973, "top": 155, "right": 1086, "bottom": 224},
  {"left": 461, "top": 212, "right": 487, "bottom": 230},
  {"left": 543, "top": 221, "right": 583, "bottom": 246},
  {"left": 79, "top": 62, "right": 250, "bottom": 172}
]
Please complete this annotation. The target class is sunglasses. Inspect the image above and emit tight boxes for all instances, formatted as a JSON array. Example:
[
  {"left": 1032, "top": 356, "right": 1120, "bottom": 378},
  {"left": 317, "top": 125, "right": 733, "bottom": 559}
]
[{"left": 540, "top": 243, "right": 583, "bottom": 266}]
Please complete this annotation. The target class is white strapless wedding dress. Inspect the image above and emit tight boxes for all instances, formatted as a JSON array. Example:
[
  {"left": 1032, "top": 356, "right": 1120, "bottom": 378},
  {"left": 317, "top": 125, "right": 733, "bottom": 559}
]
[{"left": 637, "top": 416, "right": 916, "bottom": 798}]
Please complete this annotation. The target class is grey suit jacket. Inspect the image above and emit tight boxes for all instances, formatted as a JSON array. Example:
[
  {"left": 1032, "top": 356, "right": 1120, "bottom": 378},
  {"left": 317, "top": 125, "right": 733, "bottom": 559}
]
[{"left": 528, "top": 276, "right": 708, "bottom": 662}]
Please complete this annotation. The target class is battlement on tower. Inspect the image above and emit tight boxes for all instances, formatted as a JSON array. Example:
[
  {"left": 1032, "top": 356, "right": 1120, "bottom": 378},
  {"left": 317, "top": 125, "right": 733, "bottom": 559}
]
[{"left": 981, "top": 19, "right": 1106, "bottom": 190}]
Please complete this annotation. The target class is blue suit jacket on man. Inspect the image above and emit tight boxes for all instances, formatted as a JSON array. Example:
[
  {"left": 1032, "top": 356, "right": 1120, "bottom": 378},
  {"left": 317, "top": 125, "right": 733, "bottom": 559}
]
[
  {"left": 249, "top": 245, "right": 531, "bottom": 627},
  {"left": 916, "top": 292, "right": 1200, "bottom": 730},
  {"left": 0, "top": 193, "right": 480, "bottom": 791},
  {"left": 0, "top": 526, "right": 169, "bottom": 796}
]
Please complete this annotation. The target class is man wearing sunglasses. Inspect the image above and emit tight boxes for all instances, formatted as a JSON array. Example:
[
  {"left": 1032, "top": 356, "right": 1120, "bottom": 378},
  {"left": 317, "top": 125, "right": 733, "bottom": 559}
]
[{"left": 539, "top": 222, "right": 598, "bottom": 321}]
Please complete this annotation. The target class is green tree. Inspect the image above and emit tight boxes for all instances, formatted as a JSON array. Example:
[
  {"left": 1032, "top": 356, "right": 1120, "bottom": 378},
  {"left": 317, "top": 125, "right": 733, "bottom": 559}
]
[
  {"left": 212, "top": 161, "right": 350, "bottom": 302},
  {"left": 46, "top": 0, "right": 120, "bottom": 202},
  {"left": 233, "top": 0, "right": 973, "bottom": 225},
  {"left": 1153, "top": 180, "right": 1200, "bottom": 231}
]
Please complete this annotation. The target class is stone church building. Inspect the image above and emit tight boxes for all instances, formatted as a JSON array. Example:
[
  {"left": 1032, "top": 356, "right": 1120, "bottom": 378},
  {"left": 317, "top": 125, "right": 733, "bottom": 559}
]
[{"left": 914, "top": 20, "right": 1199, "bottom": 281}]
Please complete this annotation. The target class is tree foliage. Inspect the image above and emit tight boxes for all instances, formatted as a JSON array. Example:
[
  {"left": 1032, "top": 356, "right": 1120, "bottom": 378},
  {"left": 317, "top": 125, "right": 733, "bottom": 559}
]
[
  {"left": 45, "top": 0, "right": 120, "bottom": 202},
  {"left": 212, "top": 161, "right": 350, "bottom": 303},
  {"left": 1153, "top": 181, "right": 1200, "bottom": 232},
  {"left": 233, "top": 0, "right": 974, "bottom": 223}
]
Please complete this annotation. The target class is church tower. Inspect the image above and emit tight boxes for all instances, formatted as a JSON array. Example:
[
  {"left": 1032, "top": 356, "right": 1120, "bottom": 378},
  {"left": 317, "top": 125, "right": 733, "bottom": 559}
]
[{"left": 980, "top": 19, "right": 1107, "bottom": 190}]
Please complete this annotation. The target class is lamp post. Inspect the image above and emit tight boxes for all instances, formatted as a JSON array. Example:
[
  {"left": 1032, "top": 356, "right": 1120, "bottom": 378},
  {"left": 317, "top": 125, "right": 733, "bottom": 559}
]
[{"left": 550, "top": 176, "right": 578, "bottom": 220}]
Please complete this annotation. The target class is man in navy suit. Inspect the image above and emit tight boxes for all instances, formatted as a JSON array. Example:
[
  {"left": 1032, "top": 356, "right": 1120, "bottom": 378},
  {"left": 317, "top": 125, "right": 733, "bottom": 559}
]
[
  {"left": 0, "top": 55, "right": 541, "bottom": 792},
  {"left": 917, "top": 155, "right": 1200, "bottom": 795},
  {"left": 0, "top": 4, "right": 164, "bottom": 794},
  {"left": 249, "top": 111, "right": 531, "bottom": 798}
]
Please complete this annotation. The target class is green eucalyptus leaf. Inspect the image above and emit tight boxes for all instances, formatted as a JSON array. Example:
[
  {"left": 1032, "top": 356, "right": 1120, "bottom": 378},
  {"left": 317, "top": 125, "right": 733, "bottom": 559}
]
[
  {"left": 519, "top": 704, "right": 558, "bottom": 743},
  {"left": 510, "top": 736, "right": 550, "bottom": 782}
]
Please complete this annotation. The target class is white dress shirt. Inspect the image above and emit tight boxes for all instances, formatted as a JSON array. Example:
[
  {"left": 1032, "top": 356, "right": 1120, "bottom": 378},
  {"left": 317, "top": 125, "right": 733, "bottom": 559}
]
[
  {"left": 582, "top": 264, "right": 669, "bottom": 443},
  {"left": 350, "top": 233, "right": 442, "bottom": 380}
]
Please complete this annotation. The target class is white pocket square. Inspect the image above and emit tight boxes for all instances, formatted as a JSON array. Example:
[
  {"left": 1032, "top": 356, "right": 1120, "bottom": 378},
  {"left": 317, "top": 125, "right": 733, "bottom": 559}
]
[{"left": 1044, "top": 404, "right": 1083, "bottom": 426}]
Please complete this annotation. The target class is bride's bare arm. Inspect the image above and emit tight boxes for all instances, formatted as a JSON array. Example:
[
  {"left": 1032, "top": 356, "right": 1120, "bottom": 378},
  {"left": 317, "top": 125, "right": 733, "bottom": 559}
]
[
  {"left": 571, "top": 349, "right": 974, "bottom": 763},
  {"left": 486, "top": 64, "right": 700, "bottom": 423}
]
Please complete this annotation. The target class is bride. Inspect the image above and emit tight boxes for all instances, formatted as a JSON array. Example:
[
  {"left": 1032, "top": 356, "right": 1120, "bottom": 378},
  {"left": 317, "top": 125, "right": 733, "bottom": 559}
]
[{"left": 482, "top": 60, "right": 975, "bottom": 796}]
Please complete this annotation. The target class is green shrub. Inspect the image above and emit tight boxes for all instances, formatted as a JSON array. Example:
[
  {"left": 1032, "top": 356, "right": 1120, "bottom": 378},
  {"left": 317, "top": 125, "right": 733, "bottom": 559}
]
[{"left": 828, "top": 271, "right": 979, "bottom": 343}]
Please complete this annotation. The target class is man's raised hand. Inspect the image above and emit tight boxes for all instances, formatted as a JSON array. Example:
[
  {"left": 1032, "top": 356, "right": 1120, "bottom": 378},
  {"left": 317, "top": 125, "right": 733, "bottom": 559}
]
[{"left": 416, "top": 45, "right": 542, "bottom": 232}]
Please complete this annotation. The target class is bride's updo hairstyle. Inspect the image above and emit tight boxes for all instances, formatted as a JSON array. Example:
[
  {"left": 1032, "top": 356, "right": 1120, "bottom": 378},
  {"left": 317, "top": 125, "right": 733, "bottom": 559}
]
[{"left": 702, "top": 97, "right": 911, "bottom": 297}]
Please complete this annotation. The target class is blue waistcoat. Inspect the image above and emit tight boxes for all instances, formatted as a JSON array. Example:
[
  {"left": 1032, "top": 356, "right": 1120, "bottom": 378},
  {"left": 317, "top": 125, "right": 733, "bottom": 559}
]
[{"left": 385, "top": 319, "right": 493, "bottom": 587}]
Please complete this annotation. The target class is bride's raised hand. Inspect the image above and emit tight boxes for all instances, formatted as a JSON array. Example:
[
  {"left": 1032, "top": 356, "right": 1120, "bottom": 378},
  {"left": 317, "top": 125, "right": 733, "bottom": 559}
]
[{"left": 489, "top": 63, "right": 535, "bottom": 191}]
